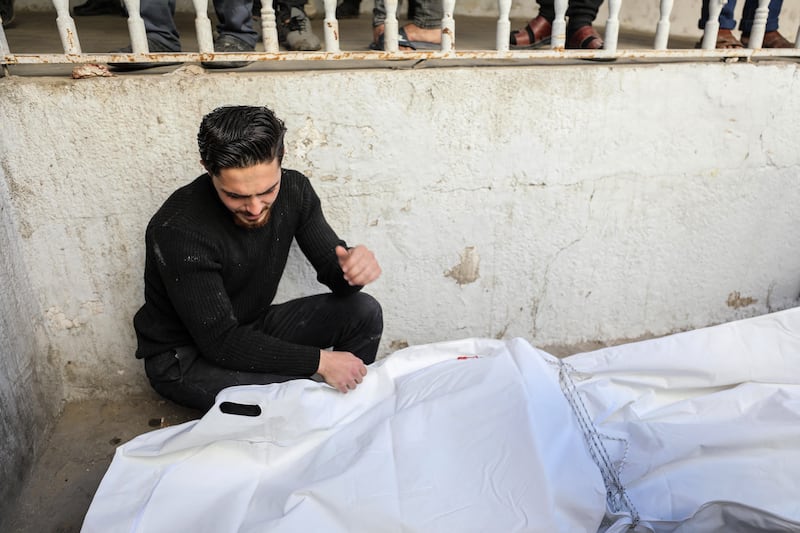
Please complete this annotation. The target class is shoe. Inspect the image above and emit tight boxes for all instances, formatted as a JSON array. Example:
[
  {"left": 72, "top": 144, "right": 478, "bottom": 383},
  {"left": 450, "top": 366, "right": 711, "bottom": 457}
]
[
  {"left": 741, "top": 30, "right": 793, "bottom": 49},
  {"left": 509, "top": 14, "right": 551, "bottom": 49},
  {"left": 369, "top": 26, "right": 440, "bottom": 51},
  {"left": 72, "top": 0, "right": 126, "bottom": 17},
  {"left": 335, "top": 0, "right": 360, "bottom": 19},
  {"left": 278, "top": 7, "right": 321, "bottom": 51},
  {"left": 567, "top": 25, "right": 604, "bottom": 49},
  {"left": 108, "top": 39, "right": 182, "bottom": 71},
  {"left": 201, "top": 35, "right": 254, "bottom": 69},
  {"left": 1, "top": 0, "right": 15, "bottom": 28}
]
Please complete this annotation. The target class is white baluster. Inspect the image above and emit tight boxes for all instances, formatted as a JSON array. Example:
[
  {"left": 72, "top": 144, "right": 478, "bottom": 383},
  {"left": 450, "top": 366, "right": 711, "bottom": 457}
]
[
  {"left": 796, "top": 22, "right": 800, "bottom": 48},
  {"left": 746, "top": 0, "right": 768, "bottom": 48},
  {"left": 0, "top": 25, "right": 9, "bottom": 56},
  {"left": 700, "top": 0, "right": 725, "bottom": 50},
  {"left": 52, "top": 0, "right": 82, "bottom": 54},
  {"left": 604, "top": 0, "right": 620, "bottom": 52},
  {"left": 441, "top": 0, "right": 455, "bottom": 52},
  {"left": 123, "top": 0, "right": 148, "bottom": 53},
  {"left": 261, "top": 2, "right": 279, "bottom": 52},
  {"left": 384, "top": 0, "right": 399, "bottom": 51},
  {"left": 552, "top": 0, "right": 566, "bottom": 49},
  {"left": 654, "top": 0, "right": 673, "bottom": 50},
  {"left": 192, "top": 0, "right": 214, "bottom": 53},
  {"left": 323, "top": 0, "right": 340, "bottom": 52},
  {"left": 496, "top": 0, "right": 511, "bottom": 51}
]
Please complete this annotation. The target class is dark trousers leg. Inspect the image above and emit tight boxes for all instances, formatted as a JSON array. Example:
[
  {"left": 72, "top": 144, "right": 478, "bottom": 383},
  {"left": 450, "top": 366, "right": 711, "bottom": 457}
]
[
  {"left": 145, "top": 292, "right": 383, "bottom": 411},
  {"left": 537, "top": 0, "right": 603, "bottom": 30}
]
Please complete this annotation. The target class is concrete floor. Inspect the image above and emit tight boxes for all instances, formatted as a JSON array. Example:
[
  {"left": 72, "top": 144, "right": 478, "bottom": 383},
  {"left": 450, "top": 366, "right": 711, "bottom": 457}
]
[{"left": 4, "top": 394, "right": 201, "bottom": 532}]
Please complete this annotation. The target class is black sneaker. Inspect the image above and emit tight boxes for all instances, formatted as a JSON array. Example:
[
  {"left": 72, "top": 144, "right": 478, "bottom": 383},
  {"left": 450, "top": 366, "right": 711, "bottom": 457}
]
[
  {"left": 108, "top": 40, "right": 182, "bottom": 72},
  {"left": 277, "top": 7, "right": 321, "bottom": 51},
  {"left": 1, "top": 0, "right": 15, "bottom": 28},
  {"left": 201, "top": 35, "right": 254, "bottom": 69}
]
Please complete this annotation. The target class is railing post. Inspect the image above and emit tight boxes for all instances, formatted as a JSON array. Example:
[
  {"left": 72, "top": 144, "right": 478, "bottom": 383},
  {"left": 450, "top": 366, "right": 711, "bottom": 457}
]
[
  {"left": 123, "top": 0, "right": 148, "bottom": 53},
  {"left": 441, "top": 0, "right": 455, "bottom": 52},
  {"left": 191, "top": 0, "right": 214, "bottom": 54},
  {"left": 746, "top": 0, "right": 768, "bottom": 49},
  {"left": 654, "top": 0, "right": 673, "bottom": 50},
  {"left": 0, "top": 24, "right": 9, "bottom": 57},
  {"left": 700, "top": 0, "right": 725, "bottom": 50},
  {"left": 323, "top": 0, "right": 340, "bottom": 52},
  {"left": 552, "top": 0, "right": 566, "bottom": 49},
  {"left": 261, "top": 2, "right": 279, "bottom": 52},
  {"left": 384, "top": 0, "right": 399, "bottom": 51},
  {"left": 496, "top": 0, "right": 511, "bottom": 51},
  {"left": 52, "top": 0, "right": 82, "bottom": 54},
  {"left": 604, "top": 0, "right": 620, "bottom": 53}
]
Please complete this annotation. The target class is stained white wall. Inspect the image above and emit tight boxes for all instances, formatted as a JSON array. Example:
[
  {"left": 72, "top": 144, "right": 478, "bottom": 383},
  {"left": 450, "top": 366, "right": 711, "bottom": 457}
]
[{"left": 1, "top": 61, "right": 799, "bottom": 403}]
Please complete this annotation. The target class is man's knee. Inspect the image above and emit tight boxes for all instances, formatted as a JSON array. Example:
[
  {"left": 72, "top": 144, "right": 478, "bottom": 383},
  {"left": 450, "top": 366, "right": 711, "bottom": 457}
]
[{"left": 351, "top": 292, "right": 383, "bottom": 333}]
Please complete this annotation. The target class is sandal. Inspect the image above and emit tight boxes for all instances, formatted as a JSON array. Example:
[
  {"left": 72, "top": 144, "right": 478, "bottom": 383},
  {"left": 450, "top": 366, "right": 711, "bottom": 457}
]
[
  {"left": 741, "top": 30, "right": 793, "bottom": 49},
  {"left": 567, "top": 25, "right": 604, "bottom": 50},
  {"left": 509, "top": 15, "right": 552, "bottom": 49},
  {"left": 695, "top": 28, "right": 742, "bottom": 49}
]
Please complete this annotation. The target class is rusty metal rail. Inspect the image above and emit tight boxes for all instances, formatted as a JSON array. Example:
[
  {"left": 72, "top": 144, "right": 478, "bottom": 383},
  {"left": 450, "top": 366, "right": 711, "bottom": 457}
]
[{"left": 2, "top": 0, "right": 800, "bottom": 71}]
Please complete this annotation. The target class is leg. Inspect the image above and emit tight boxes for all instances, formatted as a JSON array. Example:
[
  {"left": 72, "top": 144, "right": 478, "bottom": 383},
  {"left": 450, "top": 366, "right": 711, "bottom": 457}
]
[
  {"left": 141, "top": 0, "right": 181, "bottom": 50},
  {"left": 699, "top": 0, "right": 738, "bottom": 30},
  {"left": 261, "top": 293, "right": 383, "bottom": 364},
  {"left": 740, "top": 0, "right": 790, "bottom": 47},
  {"left": 565, "top": 0, "right": 604, "bottom": 49},
  {"left": 274, "top": 0, "right": 322, "bottom": 50},
  {"left": 146, "top": 293, "right": 382, "bottom": 411},
  {"left": 146, "top": 346, "right": 302, "bottom": 411},
  {"left": 212, "top": 0, "right": 259, "bottom": 47}
]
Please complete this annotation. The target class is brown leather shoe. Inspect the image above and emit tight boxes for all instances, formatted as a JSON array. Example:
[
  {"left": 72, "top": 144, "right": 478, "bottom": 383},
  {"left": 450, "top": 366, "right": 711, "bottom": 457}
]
[
  {"left": 510, "top": 15, "right": 552, "bottom": 49},
  {"left": 567, "top": 25, "right": 604, "bottom": 50},
  {"left": 741, "top": 30, "right": 793, "bottom": 49}
]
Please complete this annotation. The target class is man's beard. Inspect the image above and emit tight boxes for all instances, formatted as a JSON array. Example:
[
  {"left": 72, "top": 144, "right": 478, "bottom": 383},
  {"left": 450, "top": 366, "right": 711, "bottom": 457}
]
[{"left": 232, "top": 207, "right": 271, "bottom": 229}]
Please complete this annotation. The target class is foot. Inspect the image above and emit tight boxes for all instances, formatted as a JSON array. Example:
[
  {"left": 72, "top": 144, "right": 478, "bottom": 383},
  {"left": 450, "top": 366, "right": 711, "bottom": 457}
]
[
  {"left": 72, "top": 0, "right": 126, "bottom": 17},
  {"left": 713, "top": 28, "right": 743, "bottom": 49},
  {"left": 509, "top": 14, "right": 551, "bottom": 49},
  {"left": 108, "top": 39, "right": 182, "bottom": 72},
  {"left": 567, "top": 24, "right": 604, "bottom": 50},
  {"left": 370, "top": 23, "right": 441, "bottom": 51},
  {"left": 278, "top": 6, "right": 322, "bottom": 51},
  {"left": 741, "top": 30, "right": 793, "bottom": 49},
  {"left": 202, "top": 35, "right": 255, "bottom": 69}
]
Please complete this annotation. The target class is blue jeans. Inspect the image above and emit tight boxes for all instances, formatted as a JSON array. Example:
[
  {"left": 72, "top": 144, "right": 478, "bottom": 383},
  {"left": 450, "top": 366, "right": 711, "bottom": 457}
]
[{"left": 699, "top": 0, "right": 784, "bottom": 33}]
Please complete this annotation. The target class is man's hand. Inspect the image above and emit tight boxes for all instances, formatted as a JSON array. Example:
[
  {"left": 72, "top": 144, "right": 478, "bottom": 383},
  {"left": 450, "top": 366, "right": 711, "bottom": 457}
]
[
  {"left": 318, "top": 349, "right": 368, "bottom": 393},
  {"left": 335, "top": 245, "right": 381, "bottom": 287}
]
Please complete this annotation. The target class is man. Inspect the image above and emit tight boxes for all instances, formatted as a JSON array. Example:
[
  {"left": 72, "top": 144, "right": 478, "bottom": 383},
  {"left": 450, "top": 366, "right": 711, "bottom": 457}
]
[
  {"left": 134, "top": 105, "right": 383, "bottom": 411},
  {"left": 108, "top": 0, "right": 321, "bottom": 71}
]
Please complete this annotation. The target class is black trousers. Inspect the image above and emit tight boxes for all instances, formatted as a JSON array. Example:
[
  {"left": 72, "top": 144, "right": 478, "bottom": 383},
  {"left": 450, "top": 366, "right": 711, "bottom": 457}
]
[
  {"left": 145, "top": 292, "right": 383, "bottom": 411},
  {"left": 538, "top": 0, "right": 604, "bottom": 32}
]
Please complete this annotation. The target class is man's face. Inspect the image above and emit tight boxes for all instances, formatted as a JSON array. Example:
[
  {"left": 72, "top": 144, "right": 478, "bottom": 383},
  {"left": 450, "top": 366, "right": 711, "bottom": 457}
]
[{"left": 210, "top": 159, "right": 282, "bottom": 229}]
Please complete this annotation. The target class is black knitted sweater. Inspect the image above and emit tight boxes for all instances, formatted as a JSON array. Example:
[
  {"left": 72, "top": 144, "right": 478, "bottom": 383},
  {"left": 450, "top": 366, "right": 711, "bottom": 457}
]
[{"left": 133, "top": 169, "right": 360, "bottom": 376}]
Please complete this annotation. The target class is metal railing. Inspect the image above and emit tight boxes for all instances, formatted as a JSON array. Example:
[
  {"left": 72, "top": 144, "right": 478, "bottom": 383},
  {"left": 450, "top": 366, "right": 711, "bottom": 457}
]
[{"left": 2, "top": 0, "right": 799, "bottom": 70}]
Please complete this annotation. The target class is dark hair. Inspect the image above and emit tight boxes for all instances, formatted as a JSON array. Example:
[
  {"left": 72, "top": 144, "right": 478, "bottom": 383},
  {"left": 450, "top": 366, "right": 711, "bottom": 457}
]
[{"left": 197, "top": 105, "right": 287, "bottom": 176}]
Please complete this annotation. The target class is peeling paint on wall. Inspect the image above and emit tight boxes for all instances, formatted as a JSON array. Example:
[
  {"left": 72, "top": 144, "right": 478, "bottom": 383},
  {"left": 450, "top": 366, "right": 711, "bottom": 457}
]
[
  {"left": 445, "top": 246, "right": 480, "bottom": 286},
  {"left": 727, "top": 291, "right": 758, "bottom": 309}
]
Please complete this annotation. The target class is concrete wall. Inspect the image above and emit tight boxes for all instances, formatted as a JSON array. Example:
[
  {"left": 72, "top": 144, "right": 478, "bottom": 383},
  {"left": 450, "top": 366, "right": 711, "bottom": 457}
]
[
  {"left": 0, "top": 163, "right": 61, "bottom": 524},
  {"left": 1, "top": 61, "right": 799, "bottom": 406}
]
